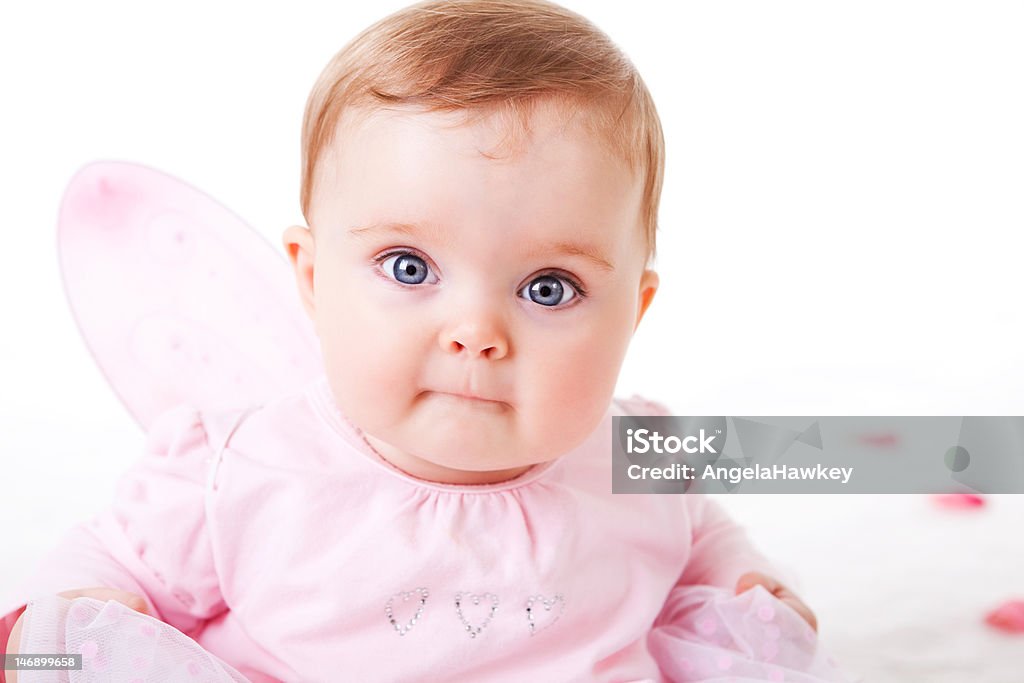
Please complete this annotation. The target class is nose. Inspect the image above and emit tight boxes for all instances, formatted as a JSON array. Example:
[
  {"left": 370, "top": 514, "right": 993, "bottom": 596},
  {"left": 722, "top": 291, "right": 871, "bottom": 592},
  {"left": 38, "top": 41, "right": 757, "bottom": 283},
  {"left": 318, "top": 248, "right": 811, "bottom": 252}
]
[{"left": 440, "top": 316, "right": 509, "bottom": 360}]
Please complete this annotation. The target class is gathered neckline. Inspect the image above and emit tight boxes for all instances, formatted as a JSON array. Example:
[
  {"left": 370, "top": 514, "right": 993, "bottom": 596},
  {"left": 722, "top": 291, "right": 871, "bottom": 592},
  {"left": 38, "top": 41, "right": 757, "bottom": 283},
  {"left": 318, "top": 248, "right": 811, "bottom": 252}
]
[{"left": 305, "top": 375, "right": 567, "bottom": 494}]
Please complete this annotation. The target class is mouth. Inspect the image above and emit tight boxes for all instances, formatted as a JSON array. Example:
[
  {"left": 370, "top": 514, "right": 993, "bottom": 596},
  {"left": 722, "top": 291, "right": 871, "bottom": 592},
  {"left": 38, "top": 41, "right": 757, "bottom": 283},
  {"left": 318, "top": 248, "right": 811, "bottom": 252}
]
[{"left": 431, "top": 391, "right": 508, "bottom": 410}]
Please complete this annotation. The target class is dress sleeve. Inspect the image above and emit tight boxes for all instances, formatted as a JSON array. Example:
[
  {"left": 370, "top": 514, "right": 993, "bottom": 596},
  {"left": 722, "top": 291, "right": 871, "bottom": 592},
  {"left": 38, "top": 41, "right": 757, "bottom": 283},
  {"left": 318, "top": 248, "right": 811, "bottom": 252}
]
[
  {"left": 0, "top": 405, "right": 227, "bottom": 663},
  {"left": 615, "top": 394, "right": 795, "bottom": 592},
  {"left": 677, "top": 493, "right": 795, "bottom": 590}
]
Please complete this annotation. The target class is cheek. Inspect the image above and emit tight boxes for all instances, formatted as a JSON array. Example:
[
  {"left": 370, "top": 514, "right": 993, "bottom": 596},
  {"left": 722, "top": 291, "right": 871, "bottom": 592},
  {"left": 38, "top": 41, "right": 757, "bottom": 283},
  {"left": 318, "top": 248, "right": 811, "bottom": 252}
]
[
  {"left": 520, "top": 306, "right": 633, "bottom": 439},
  {"left": 314, "top": 275, "right": 425, "bottom": 414},
  {"left": 528, "top": 301, "right": 633, "bottom": 389}
]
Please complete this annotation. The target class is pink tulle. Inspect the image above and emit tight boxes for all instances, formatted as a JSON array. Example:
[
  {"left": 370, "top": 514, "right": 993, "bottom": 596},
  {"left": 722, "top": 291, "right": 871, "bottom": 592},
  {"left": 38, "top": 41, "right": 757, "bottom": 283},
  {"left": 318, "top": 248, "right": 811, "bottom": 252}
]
[
  {"left": 16, "top": 596, "right": 249, "bottom": 683},
  {"left": 16, "top": 586, "right": 858, "bottom": 683},
  {"left": 649, "top": 584, "right": 853, "bottom": 682}
]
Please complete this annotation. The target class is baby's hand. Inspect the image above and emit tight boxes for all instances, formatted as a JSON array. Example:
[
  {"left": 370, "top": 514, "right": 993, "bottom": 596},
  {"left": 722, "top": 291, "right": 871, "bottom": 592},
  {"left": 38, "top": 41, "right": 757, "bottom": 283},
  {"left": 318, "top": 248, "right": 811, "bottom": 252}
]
[
  {"left": 5, "top": 587, "right": 150, "bottom": 683},
  {"left": 735, "top": 571, "right": 818, "bottom": 633},
  {"left": 54, "top": 587, "right": 151, "bottom": 614}
]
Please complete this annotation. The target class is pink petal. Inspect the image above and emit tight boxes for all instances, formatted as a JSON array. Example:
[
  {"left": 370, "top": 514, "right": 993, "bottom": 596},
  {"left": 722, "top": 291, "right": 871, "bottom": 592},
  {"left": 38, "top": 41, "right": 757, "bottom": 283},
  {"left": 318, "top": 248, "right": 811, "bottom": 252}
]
[
  {"left": 931, "top": 493, "right": 986, "bottom": 509},
  {"left": 984, "top": 599, "right": 1024, "bottom": 633},
  {"left": 859, "top": 432, "right": 899, "bottom": 447}
]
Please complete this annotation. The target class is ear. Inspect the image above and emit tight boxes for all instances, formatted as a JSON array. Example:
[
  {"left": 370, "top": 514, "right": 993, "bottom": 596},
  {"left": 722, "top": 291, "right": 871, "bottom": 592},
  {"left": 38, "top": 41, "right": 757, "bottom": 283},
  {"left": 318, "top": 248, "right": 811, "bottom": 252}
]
[
  {"left": 634, "top": 268, "right": 659, "bottom": 333},
  {"left": 282, "top": 225, "right": 317, "bottom": 323}
]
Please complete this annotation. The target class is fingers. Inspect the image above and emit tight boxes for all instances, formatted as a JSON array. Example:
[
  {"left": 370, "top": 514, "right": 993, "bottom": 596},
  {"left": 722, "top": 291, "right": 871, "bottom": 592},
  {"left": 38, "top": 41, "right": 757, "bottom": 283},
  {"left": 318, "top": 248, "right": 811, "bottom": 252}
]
[
  {"left": 57, "top": 587, "right": 150, "bottom": 615},
  {"left": 734, "top": 573, "right": 819, "bottom": 633},
  {"left": 806, "top": 608, "right": 819, "bottom": 632},
  {"left": 785, "top": 596, "right": 819, "bottom": 632},
  {"left": 773, "top": 586, "right": 818, "bottom": 633},
  {"left": 735, "top": 570, "right": 780, "bottom": 595}
]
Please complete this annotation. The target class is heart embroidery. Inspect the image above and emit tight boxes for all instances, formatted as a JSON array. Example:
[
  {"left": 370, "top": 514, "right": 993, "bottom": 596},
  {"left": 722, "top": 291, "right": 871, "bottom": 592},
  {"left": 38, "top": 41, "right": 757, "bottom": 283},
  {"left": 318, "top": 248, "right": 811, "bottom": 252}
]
[
  {"left": 385, "top": 587, "right": 429, "bottom": 636},
  {"left": 525, "top": 594, "right": 565, "bottom": 635},
  {"left": 454, "top": 592, "right": 499, "bottom": 639}
]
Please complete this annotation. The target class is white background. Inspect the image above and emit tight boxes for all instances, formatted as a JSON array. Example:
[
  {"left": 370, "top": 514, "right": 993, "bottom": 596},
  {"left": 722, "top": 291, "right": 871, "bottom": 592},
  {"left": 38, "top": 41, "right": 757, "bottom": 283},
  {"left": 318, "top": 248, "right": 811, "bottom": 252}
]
[{"left": 2, "top": 2, "right": 1023, "bottom": 680}]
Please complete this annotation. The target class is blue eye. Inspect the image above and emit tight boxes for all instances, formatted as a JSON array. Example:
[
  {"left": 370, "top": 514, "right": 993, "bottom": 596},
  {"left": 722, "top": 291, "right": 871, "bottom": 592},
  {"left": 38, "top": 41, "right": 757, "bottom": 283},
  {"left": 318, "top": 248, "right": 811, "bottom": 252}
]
[
  {"left": 519, "top": 274, "right": 578, "bottom": 307},
  {"left": 375, "top": 250, "right": 584, "bottom": 308},
  {"left": 379, "top": 252, "right": 438, "bottom": 286}
]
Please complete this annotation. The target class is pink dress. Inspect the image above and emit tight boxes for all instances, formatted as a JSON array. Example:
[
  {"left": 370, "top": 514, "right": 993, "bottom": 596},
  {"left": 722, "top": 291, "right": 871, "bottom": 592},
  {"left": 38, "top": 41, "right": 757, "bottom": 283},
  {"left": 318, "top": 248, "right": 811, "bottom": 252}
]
[{"left": 0, "top": 376, "right": 853, "bottom": 682}]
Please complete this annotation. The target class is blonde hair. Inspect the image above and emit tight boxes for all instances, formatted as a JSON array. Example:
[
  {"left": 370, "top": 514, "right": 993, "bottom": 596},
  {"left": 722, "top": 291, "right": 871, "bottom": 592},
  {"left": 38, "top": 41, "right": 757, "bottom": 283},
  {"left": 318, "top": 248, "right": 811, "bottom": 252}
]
[{"left": 300, "top": 0, "right": 665, "bottom": 264}]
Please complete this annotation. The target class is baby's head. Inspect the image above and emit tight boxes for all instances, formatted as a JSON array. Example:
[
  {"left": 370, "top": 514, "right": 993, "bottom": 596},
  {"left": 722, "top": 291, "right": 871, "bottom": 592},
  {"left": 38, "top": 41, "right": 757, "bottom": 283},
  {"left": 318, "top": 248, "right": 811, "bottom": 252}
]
[{"left": 283, "top": 0, "right": 664, "bottom": 485}]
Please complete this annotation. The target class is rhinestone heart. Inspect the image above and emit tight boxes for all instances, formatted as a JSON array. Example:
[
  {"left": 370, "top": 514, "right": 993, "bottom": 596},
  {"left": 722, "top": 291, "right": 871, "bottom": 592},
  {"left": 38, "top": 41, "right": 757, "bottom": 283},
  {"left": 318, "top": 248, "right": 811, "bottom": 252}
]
[
  {"left": 454, "top": 592, "right": 499, "bottom": 639},
  {"left": 384, "top": 587, "right": 429, "bottom": 636},
  {"left": 525, "top": 593, "right": 565, "bottom": 635}
]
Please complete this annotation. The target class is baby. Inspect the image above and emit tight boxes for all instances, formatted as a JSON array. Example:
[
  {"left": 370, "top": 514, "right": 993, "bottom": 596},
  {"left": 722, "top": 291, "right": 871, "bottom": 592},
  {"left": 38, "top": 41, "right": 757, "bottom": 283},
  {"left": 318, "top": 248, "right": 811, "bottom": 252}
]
[{"left": 2, "top": 1, "right": 835, "bottom": 681}]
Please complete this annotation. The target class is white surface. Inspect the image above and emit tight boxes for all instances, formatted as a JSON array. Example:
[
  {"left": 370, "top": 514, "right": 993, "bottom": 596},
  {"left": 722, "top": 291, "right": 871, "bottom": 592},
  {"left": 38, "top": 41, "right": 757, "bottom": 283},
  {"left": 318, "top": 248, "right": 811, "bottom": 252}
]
[{"left": 716, "top": 494, "right": 1024, "bottom": 682}]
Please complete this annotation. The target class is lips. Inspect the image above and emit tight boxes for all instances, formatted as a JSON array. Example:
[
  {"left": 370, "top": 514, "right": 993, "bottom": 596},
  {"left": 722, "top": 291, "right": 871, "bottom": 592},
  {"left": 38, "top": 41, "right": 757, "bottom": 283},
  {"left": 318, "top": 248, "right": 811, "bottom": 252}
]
[
  {"left": 437, "top": 391, "right": 502, "bottom": 404},
  {"left": 426, "top": 387, "right": 510, "bottom": 410}
]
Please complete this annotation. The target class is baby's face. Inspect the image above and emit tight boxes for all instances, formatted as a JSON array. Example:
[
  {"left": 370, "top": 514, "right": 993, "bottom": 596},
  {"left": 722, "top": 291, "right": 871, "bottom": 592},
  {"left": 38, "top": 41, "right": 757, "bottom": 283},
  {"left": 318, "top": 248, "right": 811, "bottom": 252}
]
[{"left": 284, "top": 101, "right": 658, "bottom": 484}]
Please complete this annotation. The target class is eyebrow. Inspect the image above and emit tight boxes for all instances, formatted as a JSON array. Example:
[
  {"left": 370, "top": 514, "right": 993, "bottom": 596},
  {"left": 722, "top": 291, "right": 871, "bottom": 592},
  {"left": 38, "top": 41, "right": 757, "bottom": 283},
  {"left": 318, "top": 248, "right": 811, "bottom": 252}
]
[{"left": 348, "top": 221, "right": 615, "bottom": 273}]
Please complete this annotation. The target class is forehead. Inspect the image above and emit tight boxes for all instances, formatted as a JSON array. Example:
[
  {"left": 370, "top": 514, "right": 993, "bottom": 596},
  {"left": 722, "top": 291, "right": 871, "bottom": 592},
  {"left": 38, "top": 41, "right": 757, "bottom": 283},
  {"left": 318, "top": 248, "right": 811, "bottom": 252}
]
[
  {"left": 312, "top": 103, "right": 644, "bottom": 262},
  {"left": 334, "top": 98, "right": 620, "bottom": 166}
]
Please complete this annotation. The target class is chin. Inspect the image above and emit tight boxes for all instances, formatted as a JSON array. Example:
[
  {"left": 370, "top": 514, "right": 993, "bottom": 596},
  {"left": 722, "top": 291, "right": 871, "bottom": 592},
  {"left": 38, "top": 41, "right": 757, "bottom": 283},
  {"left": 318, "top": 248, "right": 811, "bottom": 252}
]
[{"left": 416, "top": 444, "right": 511, "bottom": 471}]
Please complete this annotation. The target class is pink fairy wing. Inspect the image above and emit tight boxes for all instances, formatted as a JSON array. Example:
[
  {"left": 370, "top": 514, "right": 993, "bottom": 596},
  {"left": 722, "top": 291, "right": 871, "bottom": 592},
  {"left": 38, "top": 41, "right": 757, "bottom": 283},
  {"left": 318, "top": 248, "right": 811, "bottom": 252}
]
[{"left": 58, "top": 160, "right": 322, "bottom": 431}]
